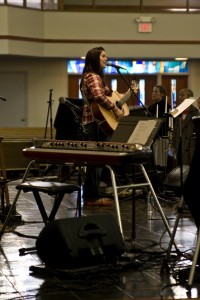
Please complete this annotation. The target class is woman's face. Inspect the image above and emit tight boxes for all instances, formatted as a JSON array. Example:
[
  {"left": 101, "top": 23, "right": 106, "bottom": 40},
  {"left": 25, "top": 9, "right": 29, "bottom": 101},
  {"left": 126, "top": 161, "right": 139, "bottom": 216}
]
[
  {"left": 178, "top": 90, "right": 189, "bottom": 103},
  {"left": 99, "top": 51, "right": 107, "bottom": 70},
  {"left": 152, "top": 86, "right": 163, "bottom": 102}
]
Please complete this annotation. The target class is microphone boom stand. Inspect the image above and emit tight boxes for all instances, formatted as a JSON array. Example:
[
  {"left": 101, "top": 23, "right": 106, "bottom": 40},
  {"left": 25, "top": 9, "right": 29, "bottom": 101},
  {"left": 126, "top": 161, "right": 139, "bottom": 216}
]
[
  {"left": 116, "top": 68, "right": 152, "bottom": 117},
  {"left": 44, "top": 89, "right": 54, "bottom": 139}
]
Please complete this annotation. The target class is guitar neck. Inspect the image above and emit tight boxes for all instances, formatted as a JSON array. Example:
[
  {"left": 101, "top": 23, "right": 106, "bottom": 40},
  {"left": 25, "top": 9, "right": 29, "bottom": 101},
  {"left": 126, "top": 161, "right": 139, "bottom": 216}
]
[{"left": 119, "top": 89, "right": 132, "bottom": 106}]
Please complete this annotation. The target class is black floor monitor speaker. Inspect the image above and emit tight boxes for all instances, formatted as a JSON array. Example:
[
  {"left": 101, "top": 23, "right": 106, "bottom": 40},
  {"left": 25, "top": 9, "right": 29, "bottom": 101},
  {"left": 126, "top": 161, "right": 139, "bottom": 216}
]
[{"left": 36, "top": 214, "right": 125, "bottom": 269}]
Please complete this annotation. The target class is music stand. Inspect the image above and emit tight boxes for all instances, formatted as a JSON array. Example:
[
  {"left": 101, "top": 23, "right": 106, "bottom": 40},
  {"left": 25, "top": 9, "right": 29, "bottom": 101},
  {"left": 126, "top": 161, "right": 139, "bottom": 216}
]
[
  {"left": 111, "top": 115, "right": 162, "bottom": 146},
  {"left": 111, "top": 115, "right": 164, "bottom": 191},
  {"left": 111, "top": 116, "right": 164, "bottom": 241}
]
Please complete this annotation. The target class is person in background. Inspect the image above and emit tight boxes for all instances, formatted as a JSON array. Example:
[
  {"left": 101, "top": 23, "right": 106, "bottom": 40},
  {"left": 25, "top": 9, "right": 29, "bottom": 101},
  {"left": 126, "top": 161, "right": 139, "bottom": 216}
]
[
  {"left": 148, "top": 84, "right": 171, "bottom": 136},
  {"left": 80, "top": 46, "right": 124, "bottom": 207},
  {"left": 148, "top": 85, "right": 171, "bottom": 172},
  {"left": 172, "top": 88, "right": 200, "bottom": 166},
  {"left": 196, "top": 96, "right": 200, "bottom": 110}
]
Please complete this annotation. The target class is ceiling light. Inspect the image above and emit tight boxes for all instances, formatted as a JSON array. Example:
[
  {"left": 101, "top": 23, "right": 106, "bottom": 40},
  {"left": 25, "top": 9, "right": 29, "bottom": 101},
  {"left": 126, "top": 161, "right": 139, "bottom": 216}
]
[{"left": 175, "top": 58, "right": 188, "bottom": 61}]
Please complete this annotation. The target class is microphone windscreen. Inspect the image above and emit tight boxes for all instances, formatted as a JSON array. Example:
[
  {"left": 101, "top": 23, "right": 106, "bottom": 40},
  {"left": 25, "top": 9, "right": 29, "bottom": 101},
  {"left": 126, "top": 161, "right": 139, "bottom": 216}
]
[{"left": 106, "top": 62, "right": 113, "bottom": 67}]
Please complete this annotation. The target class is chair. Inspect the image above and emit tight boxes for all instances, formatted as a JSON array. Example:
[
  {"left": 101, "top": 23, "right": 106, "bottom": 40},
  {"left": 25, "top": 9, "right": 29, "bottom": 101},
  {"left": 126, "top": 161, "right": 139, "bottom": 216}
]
[
  {"left": 0, "top": 160, "right": 81, "bottom": 239},
  {"left": 164, "top": 165, "right": 190, "bottom": 198},
  {"left": 14, "top": 180, "right": 81, "bottom": 256},
  {"left": 164, "top": 165, "right": 190, "bottom": 255},
  {"left": 15, "top": 181, "right": 81, "bottom": 224}
]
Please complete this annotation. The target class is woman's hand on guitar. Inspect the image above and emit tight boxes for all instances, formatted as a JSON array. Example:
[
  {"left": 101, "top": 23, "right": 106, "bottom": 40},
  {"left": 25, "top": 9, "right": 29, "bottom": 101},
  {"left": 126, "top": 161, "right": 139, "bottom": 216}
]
[{"left": 112, "top": 106, "right": 124, "bottom": 120}]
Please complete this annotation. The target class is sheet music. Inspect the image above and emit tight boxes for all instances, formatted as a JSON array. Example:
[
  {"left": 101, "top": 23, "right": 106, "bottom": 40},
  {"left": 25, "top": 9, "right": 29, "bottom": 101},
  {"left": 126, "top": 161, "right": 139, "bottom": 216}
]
[
  {"left": 170, "top": 97, "right": 197, "bottom": 118},
  {"left": 127, "top": 120, "right": 158, "bottom": 145}
]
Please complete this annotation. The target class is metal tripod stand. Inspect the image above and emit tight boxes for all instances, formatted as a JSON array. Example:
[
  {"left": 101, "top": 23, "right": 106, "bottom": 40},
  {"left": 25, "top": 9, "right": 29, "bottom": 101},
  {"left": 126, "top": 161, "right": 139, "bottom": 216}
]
[{"left": 44, "top": 89, "right": 54, "bottom": 139}]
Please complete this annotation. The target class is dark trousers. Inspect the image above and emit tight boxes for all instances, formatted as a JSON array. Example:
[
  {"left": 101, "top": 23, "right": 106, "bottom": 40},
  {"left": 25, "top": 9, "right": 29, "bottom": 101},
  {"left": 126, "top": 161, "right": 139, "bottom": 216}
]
[{"left": 82, "top": 122, "right": 110, "bottom": 201}]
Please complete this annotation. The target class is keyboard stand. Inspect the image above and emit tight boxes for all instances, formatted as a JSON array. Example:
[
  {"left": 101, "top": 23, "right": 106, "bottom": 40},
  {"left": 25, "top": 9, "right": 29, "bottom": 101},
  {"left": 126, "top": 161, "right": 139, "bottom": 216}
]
[{"left": 106, "top": 163, "right": 178, "bottom": 251}]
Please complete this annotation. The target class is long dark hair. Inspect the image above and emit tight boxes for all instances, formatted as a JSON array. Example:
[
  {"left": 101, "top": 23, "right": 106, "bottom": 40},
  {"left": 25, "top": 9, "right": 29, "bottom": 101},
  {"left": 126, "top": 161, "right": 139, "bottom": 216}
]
[{"left": 80, "top": 46, "right": 105, "bottom": 90}]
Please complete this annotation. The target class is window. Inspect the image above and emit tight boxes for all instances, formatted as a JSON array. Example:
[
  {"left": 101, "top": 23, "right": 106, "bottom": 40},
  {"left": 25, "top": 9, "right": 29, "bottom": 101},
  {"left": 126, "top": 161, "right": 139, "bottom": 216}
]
[
  {"left": 67, "top": 60, "right": 188, "bottom": 75},
  {"left": 171, "top": 79, "right": 177, "bottom": 108},
  {"left": 1, "top": 0, "right": 200, "bottom": 12}
]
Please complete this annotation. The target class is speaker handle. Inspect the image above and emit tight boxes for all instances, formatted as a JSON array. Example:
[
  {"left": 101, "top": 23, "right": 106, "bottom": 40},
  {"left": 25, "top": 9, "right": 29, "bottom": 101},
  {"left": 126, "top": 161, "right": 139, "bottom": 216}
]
[{"left": 78, "top": 223, "right": 106, "bottom": 238}]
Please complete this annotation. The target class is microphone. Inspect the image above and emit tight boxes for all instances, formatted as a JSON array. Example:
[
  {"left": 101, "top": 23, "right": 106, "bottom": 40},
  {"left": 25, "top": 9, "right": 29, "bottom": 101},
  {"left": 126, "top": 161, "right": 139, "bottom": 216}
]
[
  {"left": 59, "top": 97, "right": 82, "bottom": 112},
  {"left": 106, "top": 62, "right": 127, "bottom": 70},
  {"left": 0, "top": 96, "right": 6, "bottom": 101}
]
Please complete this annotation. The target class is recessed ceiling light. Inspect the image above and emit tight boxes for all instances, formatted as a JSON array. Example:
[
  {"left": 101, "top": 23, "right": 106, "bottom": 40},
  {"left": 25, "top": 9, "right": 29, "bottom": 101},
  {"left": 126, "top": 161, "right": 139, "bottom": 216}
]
[
  {"left": 175, "top": 57, "right": 188, "bottom": 61},
  {"left": 167, "top": 8, "right": 200, "bottom": 12}
]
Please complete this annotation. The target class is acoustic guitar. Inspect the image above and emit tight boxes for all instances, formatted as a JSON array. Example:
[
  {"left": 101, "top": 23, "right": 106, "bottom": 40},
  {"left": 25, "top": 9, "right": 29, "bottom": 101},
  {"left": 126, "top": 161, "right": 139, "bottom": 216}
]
[{"left": 91, "top": 84, "right": 138, "bottom": 135}]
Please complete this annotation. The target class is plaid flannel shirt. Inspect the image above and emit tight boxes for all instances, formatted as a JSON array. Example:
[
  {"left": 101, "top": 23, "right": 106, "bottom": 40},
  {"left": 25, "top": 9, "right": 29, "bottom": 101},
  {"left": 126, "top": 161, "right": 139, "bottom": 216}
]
[{"left": 81, "top": 72, "right": 114, "bottom": 125}]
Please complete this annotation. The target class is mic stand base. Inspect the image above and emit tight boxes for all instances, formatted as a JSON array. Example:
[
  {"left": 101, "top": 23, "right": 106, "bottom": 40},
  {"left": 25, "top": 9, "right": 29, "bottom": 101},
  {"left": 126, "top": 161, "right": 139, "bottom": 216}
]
[{"left": 0, "top": 207, "right": 22, "bottom": 226}]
